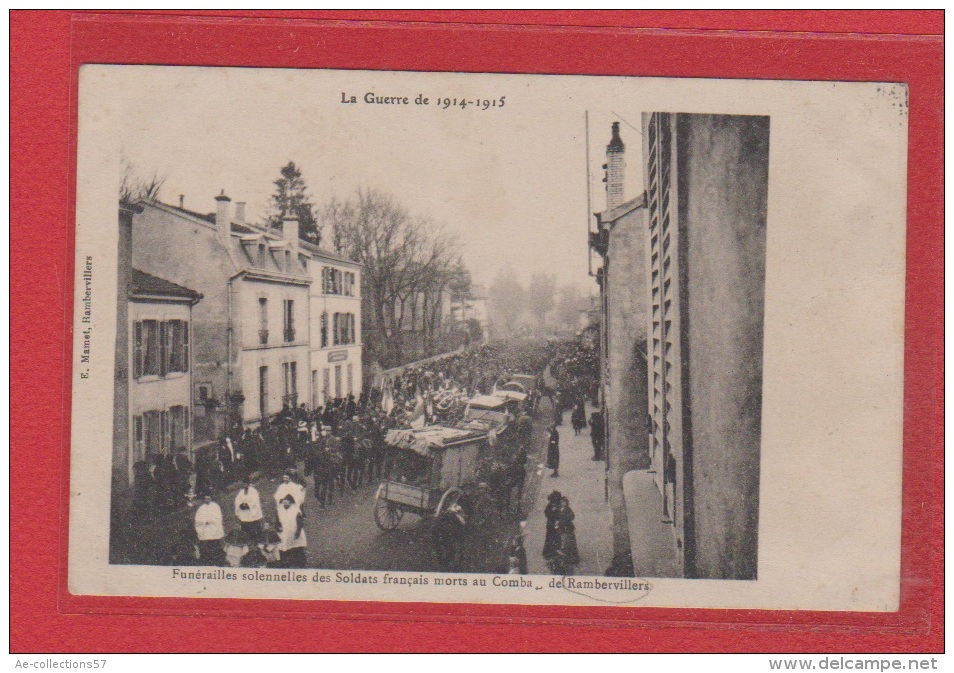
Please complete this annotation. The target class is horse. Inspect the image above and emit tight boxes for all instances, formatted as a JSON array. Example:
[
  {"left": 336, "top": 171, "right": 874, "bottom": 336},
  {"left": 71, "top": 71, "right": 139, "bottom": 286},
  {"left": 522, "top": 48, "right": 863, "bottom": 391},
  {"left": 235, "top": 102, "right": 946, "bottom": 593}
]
[
  {"left": 305, "top": 445, "right": 346, "bottom": 507},
  {"left": 488, "top": 459, "right": 528, "bottom": 516}
]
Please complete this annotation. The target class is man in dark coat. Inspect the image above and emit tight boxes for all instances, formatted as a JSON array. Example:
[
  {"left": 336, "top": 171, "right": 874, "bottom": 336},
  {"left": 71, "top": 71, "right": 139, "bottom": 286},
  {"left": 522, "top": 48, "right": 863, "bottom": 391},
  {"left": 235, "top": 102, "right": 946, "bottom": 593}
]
[
  {"left": 589, "top": 410, "right": 605, "bottom": 461},
  {"left": 546, "top": 424, "right": 560, "bottom": 478},
  {"left": 516, "top": 412, "right": 533, "bottom": 453}
]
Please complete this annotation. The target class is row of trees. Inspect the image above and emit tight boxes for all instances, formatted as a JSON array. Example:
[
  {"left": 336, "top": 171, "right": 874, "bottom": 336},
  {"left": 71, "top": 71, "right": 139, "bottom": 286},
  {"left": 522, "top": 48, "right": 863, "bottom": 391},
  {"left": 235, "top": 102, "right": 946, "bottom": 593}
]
[
  {"left": 488, "top": 267, "right": 592, "bottom": 337},
  {"left": 317, "top": 188, "right": 471, "bottom": 367}
]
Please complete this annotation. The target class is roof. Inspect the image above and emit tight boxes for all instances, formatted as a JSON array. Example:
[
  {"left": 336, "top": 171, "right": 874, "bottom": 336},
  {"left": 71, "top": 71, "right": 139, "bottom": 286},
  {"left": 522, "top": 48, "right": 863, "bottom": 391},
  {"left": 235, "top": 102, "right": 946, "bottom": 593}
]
[
  {"left": 384, "top": 425, "right": 485, "bottom": 457},
  {"left": 597, "top": 192, "right": 646, "bottom": 225},
  {"left": 299, "top": 239, "right": 361, "bottom": 268},
  {"left": 131, "top": 269, "right": 202, "bottom": 302},
  {"left": 138, "top": 198, "right": 356, "bottom": 281},
  {"left": 166, "top": 203, "right": 215, "bottom": 224}
]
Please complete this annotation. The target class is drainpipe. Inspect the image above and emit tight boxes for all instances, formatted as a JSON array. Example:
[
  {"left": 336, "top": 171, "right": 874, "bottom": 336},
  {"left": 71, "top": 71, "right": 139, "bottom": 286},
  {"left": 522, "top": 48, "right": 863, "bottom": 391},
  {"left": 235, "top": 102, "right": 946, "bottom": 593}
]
[
  {"left": 227, "top": 275, "right": 237, "bottom": 436},
  {"left": 188, "top": 300, "right": 195, "bottom": 456},
  {"left": 603, "top": 255, "right": 610, "bottom": 504}
]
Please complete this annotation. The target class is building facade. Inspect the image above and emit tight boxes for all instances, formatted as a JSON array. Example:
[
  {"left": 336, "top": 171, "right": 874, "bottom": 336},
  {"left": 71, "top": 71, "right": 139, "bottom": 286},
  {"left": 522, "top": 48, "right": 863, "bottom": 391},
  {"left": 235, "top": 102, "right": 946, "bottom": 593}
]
[
  {"left": 590, "top": 122, "right": 651, "bottom": 569},
  {"left": 127, "top": 270, "right": 202, "bottom": 483},
  {"left": 301, "top": 240, "right": 362, "bottom": 407},
  {"left": 131, "top": 192, "right": 362, "bottom": 444},
  {"left": 642, "top": 112, "right": 768, "bottom": 580},
  {"left": 114, "top": 203, "right": 202, "bottom": 491}
]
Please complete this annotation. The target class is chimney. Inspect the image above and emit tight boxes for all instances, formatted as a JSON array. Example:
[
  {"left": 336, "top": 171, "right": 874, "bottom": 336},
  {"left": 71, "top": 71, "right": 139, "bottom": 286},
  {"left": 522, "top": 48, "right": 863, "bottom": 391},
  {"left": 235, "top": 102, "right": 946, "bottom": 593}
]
[
  {"left": 605, "top": 121, "right": 626, "bottom": 210},
  {"left": 178, "top": 194, "right": 185, "bottom": 209},
  {"left": 234, "top": 202, "right": 246, "bottom": 223},
  {"left": 214, "top": 190, "right": 231, "bottom": 237},
  {"left": 282, "top": 212, "right": 300, "bottom": 245}
]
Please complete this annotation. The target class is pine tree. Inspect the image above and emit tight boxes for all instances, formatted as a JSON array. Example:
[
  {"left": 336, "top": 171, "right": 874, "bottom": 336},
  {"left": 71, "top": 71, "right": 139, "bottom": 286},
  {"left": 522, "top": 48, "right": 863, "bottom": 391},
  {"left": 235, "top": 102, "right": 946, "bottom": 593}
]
[{"left": 265, "top": 161, "right": 320, "bottom": 244}]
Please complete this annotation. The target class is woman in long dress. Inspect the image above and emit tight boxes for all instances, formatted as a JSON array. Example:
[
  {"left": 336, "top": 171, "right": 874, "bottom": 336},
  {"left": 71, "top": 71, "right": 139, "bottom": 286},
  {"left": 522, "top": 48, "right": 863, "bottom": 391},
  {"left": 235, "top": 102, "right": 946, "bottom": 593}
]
[
  {"left": 557, "top": 496, "right": 580, "bottom": 572},
  {"left": 276, "top": 494, "right": 307, "bottom": 568},
  {"left": 542, "top": 490, "right": 562, "bottom": 562}
]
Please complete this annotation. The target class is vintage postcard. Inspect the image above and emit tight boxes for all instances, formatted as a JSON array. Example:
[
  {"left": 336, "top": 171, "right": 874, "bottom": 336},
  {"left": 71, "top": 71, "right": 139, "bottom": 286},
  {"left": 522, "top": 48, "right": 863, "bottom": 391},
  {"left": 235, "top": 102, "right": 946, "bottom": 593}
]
[{"left": 69, "top": 65, "right": 907, "bottom": 610}]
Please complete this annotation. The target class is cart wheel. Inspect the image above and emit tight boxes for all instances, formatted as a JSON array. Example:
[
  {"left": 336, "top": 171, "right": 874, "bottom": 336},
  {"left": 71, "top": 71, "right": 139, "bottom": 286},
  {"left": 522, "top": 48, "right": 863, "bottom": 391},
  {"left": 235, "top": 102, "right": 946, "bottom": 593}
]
[
  {"left": 434, "top": 487, "right": 462, "bottom": 519},
  {"left": 373, "top": 484, "right": 404, "bottom": 531}
]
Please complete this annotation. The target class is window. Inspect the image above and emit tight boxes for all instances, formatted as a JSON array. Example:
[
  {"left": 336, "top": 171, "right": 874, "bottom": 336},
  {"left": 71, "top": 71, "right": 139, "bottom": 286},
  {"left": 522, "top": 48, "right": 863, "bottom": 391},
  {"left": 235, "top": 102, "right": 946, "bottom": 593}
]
[
  {"left": 334, "top": 364, "right": 342, "bottom": 398},
  {"left": 143, "top": 410, "right": 162, "bottom": 456},
  {"left": 258, "top": 297, "right": 268, "bottom": 345},
  {"left": 299, "top": 254, "right": 308, "bottom": 272},
  {"left": 135, "top": 319, "right": 188, "bottom": 377},
  {"left": 322, "top": 368, "right": 330, "bottom": 404},
  {"left": 320, "top": 311, "right": 329, "bottom": 348},
  {"left": 331, "top": 312, "right": 356, "bottom": 346},
  {"left": 159, "top": 409, "right": 169, "bottom": 455},
  {"left": 347, "top": 363, "right": 354, "bottom": 396},
  {"left": 133, "top": 415, "right": 145, "bottom": 463},
  {"left": 283, "top": 299, "right": 295, "bottom": 342},
  {"left": 169, "top": 405, "right": 189, "bottom": 452},
  {"left": 163, "top": 320, "right": 189, "bottom": 373},
  {"left": 323, "top": 267, "right": 343, "bottom": 295},
  {"left": 134, "top": 320, "right": 160, "bottom": 377},
  {"left": 259, "top": 366, "right": 269, "bottom": 419},
  {"left": 311, "top": 370, "right": 318, "bottom": 409},
  {"left": 343, "top": 271, "right": 356, "bottom": 297},
  {"left": 257, "top": 244, "right": 266, "bottom": 268},
  {"left": 282, "top": 361, "right": 297, "bottom": 408},
  {"left": 284, "top": 250, "right": 291, "bottom": 273}
]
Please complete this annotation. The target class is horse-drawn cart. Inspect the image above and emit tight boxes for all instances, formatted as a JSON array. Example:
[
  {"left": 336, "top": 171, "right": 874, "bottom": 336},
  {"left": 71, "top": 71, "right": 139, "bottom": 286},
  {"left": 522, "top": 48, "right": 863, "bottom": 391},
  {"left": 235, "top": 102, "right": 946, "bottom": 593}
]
[
  {"left": 374, "top": 424, "right": 494, "bottom": 531},
  {"left": 374, "top": 414, "right": 513, "bottom": 530}
]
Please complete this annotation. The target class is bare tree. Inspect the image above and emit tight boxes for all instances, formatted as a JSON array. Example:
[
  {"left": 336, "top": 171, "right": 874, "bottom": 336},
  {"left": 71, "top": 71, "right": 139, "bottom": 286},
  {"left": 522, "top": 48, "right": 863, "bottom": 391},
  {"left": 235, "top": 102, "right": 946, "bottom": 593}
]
[
  {"left": 488, "top": 265, "right": 526, "bottom": 336},
  {"left": 319, "top": 188, "right": 468, "bottom": 367},
  {"left": 553, "top": 283, "right": 590, "bottom": 332},
  {"left": 526, "top": 272, "right": 557, "bottom": 332},
  {"left": 120, "top": 155, "right": 165, "bottom": 204}
]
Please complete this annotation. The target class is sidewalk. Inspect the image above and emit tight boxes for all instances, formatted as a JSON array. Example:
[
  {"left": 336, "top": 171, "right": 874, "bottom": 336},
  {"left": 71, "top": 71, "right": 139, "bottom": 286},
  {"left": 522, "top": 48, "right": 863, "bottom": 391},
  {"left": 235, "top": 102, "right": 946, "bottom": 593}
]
[
  {"left": 622, "top": 470, "right": 682, "bottom": 578},
  {"left": 522, "top": 403, "right": 614, "bottom": 576}
]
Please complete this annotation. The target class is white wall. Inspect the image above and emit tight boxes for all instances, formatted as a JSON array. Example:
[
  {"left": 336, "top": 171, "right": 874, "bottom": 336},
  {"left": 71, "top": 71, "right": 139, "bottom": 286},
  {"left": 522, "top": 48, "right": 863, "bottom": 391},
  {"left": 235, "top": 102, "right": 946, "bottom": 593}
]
[
  {"left": 307, "top": 257, "right": 362, "bottom": 407},
  {"left": 127, "top": 300, "right": 193, "bottom": 481},
  {"left": 238, "top": 279, "right": 310, "bottom": 423}
]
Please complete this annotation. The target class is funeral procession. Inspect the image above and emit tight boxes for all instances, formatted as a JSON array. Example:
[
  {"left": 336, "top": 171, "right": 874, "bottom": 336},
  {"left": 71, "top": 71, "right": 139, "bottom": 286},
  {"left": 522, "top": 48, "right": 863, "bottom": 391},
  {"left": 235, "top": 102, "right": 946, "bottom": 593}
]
[{"left": 110, "top": 101, "right": 766, "bottom": 583}]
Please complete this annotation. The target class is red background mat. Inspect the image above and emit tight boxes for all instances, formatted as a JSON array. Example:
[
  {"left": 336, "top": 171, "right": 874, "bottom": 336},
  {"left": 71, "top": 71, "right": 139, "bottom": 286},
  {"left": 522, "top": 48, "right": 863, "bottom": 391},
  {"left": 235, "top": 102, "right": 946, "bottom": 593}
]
[{"left": 10, "top": 10, "right": 943, "bottom": 653}]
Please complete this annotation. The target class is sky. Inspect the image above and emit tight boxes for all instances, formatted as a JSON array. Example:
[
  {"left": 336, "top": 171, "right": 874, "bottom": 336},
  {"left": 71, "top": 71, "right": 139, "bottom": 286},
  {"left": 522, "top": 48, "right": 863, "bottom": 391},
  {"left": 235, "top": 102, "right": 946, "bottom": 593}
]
[{"left": 96, "top": 66, "right": 645, "bottom": 295}]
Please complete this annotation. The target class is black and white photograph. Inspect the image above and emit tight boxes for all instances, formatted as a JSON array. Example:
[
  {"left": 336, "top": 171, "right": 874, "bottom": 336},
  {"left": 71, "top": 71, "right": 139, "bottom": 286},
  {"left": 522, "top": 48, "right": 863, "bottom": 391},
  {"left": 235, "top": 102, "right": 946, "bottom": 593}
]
[{"left": 70, "top": 66, "right": 906, "bottom": 609}]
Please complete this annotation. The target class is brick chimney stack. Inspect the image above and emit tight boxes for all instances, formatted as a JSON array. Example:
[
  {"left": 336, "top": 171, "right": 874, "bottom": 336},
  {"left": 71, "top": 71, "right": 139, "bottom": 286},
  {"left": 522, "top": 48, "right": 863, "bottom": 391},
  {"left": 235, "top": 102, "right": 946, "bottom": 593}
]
[
  {"left": 214, "top": 190, "right": 231, "bottom": 238},
  {"left": 605, "top": 121, "right": 626, "bottom": 210},
  {"left": 234, "top": 202, "right": 246, "bottom": 223}
]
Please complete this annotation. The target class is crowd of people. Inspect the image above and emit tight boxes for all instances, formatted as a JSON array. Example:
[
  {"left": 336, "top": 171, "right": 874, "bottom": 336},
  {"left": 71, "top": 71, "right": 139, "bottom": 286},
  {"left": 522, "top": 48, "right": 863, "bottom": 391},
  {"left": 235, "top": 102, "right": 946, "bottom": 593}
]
[
  {"left": 378, "top": 339, "right": 554, "bottom": 420},
  {"left": 120, "top": 334, "right": 626, "bottom": 575},
  {"left": 133, "top": 338, "right": 565, "bottom": 569}
]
